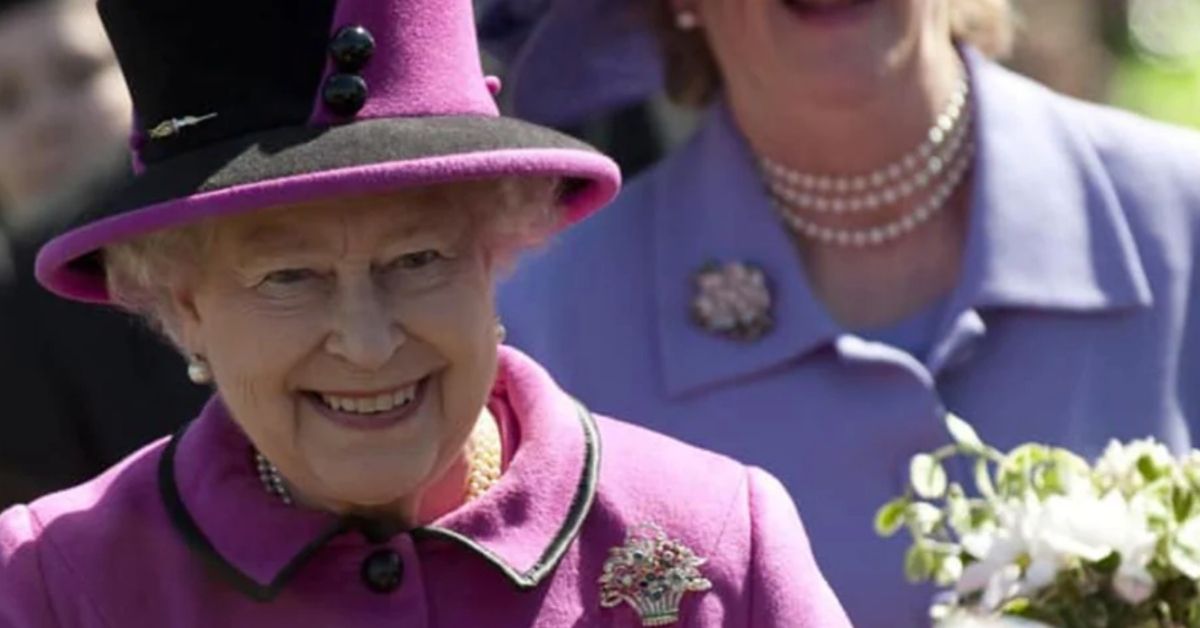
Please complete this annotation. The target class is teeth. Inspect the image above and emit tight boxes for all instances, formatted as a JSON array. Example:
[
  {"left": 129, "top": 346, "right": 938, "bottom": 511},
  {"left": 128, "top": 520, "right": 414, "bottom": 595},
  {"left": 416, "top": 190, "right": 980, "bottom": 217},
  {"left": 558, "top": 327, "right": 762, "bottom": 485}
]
[{"left": 318, "top": 383, "right": 418, "bottom": 415}]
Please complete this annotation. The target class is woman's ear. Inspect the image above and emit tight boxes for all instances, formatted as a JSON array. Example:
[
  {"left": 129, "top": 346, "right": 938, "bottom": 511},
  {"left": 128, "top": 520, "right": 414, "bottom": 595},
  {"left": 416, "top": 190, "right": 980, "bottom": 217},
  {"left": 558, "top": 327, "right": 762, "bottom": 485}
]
[{"left": 166, "top": 282, "right": 206, "bottom": 357}]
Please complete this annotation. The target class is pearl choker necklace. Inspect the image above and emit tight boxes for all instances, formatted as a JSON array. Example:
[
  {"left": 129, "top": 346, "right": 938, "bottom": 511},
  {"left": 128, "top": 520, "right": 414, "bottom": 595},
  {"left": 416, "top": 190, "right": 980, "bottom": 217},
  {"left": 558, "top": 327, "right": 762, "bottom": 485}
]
[
  {"left": 254, "top": 409, "right": 504, "bottom": 506},
  {"left": 760, "top": 65, "right": 975, "bottom": 247}
]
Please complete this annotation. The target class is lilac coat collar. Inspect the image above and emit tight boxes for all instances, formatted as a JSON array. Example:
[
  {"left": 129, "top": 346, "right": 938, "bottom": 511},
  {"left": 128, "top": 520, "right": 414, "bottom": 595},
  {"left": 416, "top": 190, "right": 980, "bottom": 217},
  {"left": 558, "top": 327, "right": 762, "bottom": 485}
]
[
  {"left": 160, "top": 347, "right": 599, "bottom": 600},
  {"left": 652, "top": 49, "right": 1153, "bottom": 397}
]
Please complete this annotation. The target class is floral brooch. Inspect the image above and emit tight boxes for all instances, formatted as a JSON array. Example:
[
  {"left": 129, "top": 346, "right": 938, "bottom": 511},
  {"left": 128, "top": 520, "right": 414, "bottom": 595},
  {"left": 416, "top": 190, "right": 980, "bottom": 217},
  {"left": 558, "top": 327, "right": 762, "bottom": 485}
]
[
  {"left": 690, "top": 261, "right": 773, "bottom": 342},
  {"left": 599, "top": 523, "right": 713, "bottom": 626}
]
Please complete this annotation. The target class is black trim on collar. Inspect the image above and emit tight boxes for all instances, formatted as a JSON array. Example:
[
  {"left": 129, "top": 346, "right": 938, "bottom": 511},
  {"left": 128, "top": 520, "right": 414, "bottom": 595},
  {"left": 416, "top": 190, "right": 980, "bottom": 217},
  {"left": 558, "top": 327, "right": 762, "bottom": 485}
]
[
  {"left": 157, "top": 422, "right": 351, "bottom": 602},
  {"left": 413, "top": 400, "right": 601, "bottom": 590},
  {"left": 156, "top": 402, "right": 602, "bottom": 599}
]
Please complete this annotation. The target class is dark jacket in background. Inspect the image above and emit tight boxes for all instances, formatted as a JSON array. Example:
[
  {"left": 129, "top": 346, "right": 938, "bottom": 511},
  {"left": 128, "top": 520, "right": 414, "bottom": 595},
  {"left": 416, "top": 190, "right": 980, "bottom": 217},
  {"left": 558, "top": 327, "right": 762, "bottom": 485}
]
[{"left": 0, "top": 156, "right": 207, "bottom": 508}]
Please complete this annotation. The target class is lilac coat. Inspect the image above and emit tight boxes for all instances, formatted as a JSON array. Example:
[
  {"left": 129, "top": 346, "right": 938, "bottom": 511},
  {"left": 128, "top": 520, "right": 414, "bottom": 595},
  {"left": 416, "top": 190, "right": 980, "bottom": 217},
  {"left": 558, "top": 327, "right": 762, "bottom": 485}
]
[
  {"left": 0, "top": 347, "right": 849, "bottom": 627},
  {"left": 499, "top": 50, "right": 1200, "bottom": 624}
]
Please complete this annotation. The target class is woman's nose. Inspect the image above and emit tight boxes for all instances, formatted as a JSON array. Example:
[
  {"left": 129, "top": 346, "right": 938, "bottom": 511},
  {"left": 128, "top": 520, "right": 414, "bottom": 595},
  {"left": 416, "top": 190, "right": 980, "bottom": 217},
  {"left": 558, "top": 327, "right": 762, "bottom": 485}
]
[{"left": 325, "top": 282, "right": 405, "bottom": 371}]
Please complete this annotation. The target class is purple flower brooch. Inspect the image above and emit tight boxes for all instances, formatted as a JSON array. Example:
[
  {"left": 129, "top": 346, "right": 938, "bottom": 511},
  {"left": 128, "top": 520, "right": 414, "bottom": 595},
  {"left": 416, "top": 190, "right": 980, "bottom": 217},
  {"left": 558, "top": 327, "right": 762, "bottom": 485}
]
[{"left": 691, "top": 261, "right": 774, "bottom": 341}]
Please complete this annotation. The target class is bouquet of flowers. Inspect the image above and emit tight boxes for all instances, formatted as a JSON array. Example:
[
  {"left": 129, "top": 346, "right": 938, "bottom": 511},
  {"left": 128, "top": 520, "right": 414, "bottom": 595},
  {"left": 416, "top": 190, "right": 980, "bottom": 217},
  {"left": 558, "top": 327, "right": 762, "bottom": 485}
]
[{"left": 876, "top": 414, "right": 1200, "bottom": 627}]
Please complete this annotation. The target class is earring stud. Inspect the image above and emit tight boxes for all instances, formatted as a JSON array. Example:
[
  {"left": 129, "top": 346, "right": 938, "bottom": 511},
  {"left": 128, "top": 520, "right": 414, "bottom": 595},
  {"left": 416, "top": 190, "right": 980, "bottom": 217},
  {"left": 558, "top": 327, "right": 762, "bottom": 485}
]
[
  {"left": 675, "top": 10, "right": 700, "bottom": 30},
  {"left": 187, "top": 355, "right": 212, "bottom": 384}
]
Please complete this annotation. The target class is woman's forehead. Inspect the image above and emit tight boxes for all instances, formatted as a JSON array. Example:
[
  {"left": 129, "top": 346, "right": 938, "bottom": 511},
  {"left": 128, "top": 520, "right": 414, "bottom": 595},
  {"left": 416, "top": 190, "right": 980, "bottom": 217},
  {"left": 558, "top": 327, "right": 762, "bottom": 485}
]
[{"left": 217, "top": 189, "right": 470, "bottom": 256}]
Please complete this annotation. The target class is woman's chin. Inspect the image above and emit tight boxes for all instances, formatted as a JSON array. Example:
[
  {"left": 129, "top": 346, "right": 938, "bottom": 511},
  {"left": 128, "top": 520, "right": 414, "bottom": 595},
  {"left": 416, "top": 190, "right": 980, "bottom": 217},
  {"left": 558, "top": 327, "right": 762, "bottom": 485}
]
[
  {"left": 310, "top": 477, "right": 418, "bottom": 511},
  {"left": 301, "top": 457, "right": 436, "bottom": 510}
]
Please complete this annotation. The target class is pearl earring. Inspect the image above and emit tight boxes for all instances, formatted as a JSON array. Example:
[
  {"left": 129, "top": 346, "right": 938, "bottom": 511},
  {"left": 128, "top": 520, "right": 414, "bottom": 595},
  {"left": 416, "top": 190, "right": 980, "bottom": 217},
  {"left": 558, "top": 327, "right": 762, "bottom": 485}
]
[
  {"left": 187, "top": 355, "right": 212, "bottom": 384},
  {"left": 496, "top": 320, "right": 508, "bottom": 344},
  {"left": 675, "top": 9, "right": 700, "bottom": 30}
]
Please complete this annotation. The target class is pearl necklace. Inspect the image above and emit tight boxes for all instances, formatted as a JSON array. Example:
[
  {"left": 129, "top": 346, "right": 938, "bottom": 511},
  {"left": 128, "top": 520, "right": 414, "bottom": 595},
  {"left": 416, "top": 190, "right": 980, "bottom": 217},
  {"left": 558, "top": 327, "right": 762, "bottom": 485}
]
[
  {"left": 254, "top": 409, "right": 504, "bottom": 506},
  {"left": 760, "top": 70, "right": 976, "bottom": 247},
  {"left": 772, "top": 140, "right": 974, "bottom": 247},
  {"left": 762, "top": 102, "right": 972, "bottom": 215}
]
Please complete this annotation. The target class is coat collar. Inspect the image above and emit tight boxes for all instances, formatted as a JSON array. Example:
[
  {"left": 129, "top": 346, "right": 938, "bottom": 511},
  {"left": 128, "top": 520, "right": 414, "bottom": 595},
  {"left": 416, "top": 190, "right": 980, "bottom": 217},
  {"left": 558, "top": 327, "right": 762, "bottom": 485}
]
[
  {"left": 957, "top": 47, "right": 1151, "bottom": 311},
  {"left": 158, "top": 346, "right": 600, "bottom": 601},
  {"left": 653, "top": 48, "right": 1152, "bottom": 398}
]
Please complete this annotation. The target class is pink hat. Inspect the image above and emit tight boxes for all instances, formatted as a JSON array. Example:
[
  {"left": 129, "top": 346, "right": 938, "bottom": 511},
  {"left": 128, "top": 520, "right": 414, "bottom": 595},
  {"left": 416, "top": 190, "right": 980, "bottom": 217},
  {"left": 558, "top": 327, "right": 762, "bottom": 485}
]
[{"left": 35, "top": 0, "right": 621, "bottom": 303}]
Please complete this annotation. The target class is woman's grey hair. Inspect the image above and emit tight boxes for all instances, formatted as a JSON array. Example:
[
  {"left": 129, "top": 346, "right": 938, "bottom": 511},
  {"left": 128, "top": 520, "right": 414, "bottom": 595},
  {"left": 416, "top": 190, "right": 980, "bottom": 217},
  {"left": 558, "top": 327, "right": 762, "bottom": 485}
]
[
  {"left": 103, "top": 176, "right": 562, "bottom": 343},
  {"left": 650, "top": 0, "right": 1016, "bottom": 107}
]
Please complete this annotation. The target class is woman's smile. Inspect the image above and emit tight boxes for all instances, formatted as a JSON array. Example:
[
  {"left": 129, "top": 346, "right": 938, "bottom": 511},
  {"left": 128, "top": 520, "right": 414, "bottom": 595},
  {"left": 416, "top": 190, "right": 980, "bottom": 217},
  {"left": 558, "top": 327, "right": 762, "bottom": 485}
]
[
  {"left": 302, "top": 375, "right": 432, "bottom": 432},
  {"left": 778, "top": 0, "right": 877, "bottom": 21}
]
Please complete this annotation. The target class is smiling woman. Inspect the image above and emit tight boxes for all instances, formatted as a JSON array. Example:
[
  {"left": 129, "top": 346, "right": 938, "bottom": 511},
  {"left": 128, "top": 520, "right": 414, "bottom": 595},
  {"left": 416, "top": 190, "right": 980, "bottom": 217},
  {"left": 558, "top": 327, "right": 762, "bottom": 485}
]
[{"left": 103, "top": 179, "right": 558, "bottom": 524}]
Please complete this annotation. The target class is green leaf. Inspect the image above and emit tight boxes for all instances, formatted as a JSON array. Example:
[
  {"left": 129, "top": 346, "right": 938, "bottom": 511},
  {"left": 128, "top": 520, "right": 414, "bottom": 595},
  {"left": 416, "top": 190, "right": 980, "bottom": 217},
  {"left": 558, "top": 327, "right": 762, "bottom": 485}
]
[
  {"left": 874, "top": 497, "right": 909, "bottom": 537},
  {"left": 1093, "top": 550, "right": 1120, "bottom": 573},
  {"left": 969, "top": 502, "right": 994, "bottom": 528},
  {"left": 974, "top": 457, "right": 996, "bottom": 500},
  {"left": 999, "top": 597, "right": 1031, "bottom": 614},
  {"left": 1137, "top": 454, "right": 1164, "bottom": 483},
  {"left": 945, "top": 413, "right": 984, "bottom": 453},
  {"left": 1032, "top": 463, "right": 1063, "bottom": 497},
  {"left": 946, "top": 485, "right": 972, "bottom": 534},
  {"left": 910, "top": 454, "right": 948, "bottom": 499},
  {"left": 904, "top": 545, "right": 933, "bottom": 583},
  {"left": 998, "top": 444, "right": 1049, "bottom": 496},
  {"left": 934, "top": 553, "right": 963, "bottom": 586},
  {"left": 1174, "top": 487, "right": 1195, "bottom": 522},
  {"left": 1186, "top": 596, "right": 1200, "bottom": 626}
]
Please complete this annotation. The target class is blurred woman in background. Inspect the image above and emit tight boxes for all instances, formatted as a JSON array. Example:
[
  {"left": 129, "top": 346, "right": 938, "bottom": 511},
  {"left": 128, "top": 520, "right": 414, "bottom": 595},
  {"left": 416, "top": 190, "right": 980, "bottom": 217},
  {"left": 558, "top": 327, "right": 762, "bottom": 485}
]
[{"left": 488, "top": 0, "right": 1200, "bottom": 623}]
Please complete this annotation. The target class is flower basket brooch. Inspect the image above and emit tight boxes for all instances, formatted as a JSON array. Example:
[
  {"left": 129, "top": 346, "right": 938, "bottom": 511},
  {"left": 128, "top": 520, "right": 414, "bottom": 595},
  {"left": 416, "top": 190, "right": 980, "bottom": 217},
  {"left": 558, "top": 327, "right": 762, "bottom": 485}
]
[{"left": 599, "top": 523, "right": 713, "bottom": 626}]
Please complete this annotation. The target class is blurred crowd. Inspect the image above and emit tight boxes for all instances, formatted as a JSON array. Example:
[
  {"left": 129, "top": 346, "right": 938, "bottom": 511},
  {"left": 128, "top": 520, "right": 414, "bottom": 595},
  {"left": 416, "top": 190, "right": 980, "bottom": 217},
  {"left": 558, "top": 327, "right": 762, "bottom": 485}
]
[{"left": 0, "top": 0, "right": 1197, "bottom": 509}]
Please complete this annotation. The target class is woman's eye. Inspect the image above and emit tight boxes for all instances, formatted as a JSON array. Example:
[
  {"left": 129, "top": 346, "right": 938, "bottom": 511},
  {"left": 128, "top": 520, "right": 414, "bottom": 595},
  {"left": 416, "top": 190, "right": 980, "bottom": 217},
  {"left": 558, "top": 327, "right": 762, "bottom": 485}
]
[
  {"left": 386, "top": 250, "right": 445, "bottom": 271},
  {"left": 260, "top": 268, "right": 317, "bottom": 286}
]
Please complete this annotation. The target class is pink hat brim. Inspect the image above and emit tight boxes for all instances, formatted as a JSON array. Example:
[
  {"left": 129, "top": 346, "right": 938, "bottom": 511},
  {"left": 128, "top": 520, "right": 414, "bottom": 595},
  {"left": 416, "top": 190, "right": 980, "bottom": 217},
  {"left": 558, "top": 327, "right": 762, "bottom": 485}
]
[{"left": 36, "top": 146, "right": 619, "bottom": 303}]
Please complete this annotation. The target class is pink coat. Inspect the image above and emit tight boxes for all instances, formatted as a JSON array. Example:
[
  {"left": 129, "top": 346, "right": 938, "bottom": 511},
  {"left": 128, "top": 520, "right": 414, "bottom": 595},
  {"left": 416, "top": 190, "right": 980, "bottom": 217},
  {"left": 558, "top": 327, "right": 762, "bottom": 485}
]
[{"left": 0, "top": 348, "right": 849, "bottom": 627}]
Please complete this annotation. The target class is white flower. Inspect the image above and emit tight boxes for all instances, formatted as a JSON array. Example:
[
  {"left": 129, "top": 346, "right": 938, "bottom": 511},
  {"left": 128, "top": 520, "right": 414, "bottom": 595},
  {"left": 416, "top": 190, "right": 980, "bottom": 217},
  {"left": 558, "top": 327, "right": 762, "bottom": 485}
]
[
  {"left": 1039, "top": 491, "right": 1156, "bottom": 567},
  {"left": 1094, "top": 438, "right": 1174, "bottom": 494},
  {"left": 957, "top": 490, "right": 1157, "bottom": 608},
  {"left": 956, "top": 497, "right": 1043, "bottom": 606}
]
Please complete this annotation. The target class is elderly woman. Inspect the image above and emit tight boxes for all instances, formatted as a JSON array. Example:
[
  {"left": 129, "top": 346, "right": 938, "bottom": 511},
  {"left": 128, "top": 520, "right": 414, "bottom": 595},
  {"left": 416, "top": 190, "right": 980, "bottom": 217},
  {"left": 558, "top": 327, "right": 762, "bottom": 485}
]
[
  {"left": 486, "top": 0, "right": 1200, "bottom": 624},
  {"left": 0, "top": 0, "right": 852, "bottom": 626}
]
